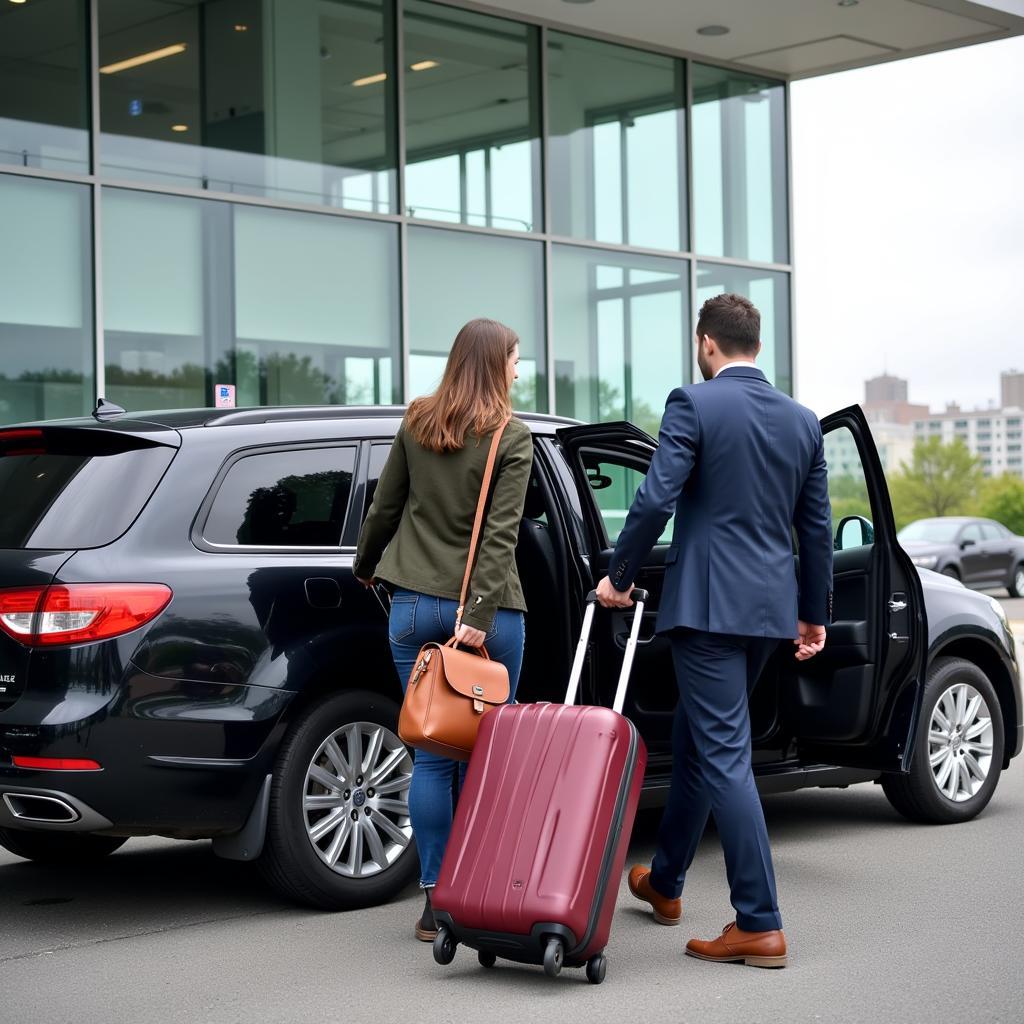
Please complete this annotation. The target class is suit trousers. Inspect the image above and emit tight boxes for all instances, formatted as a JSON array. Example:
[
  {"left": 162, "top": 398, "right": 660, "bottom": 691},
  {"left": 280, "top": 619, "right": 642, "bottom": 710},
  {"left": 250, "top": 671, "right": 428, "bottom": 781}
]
[{"left": 648, "top": 629, "right": 783, "bottom": 933}]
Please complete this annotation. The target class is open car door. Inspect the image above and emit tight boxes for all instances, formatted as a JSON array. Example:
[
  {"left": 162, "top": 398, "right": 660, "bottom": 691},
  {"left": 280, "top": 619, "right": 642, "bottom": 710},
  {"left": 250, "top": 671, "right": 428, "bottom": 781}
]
[
  {"left": 554, "top": 421, "right": 678, "bottom": 765},
  {"left": 790, "top": 405, "right": 928, "bottom": 772}
]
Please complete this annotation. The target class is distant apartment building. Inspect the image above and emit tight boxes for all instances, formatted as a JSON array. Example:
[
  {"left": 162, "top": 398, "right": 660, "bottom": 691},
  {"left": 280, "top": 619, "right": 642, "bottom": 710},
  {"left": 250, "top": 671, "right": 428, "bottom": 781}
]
[
  {"left": 1002, "top": 370, "right": 1024, "bottom": 412},
  {"left": 913, "top": 401, "right": 1024, "bottom": 479}
]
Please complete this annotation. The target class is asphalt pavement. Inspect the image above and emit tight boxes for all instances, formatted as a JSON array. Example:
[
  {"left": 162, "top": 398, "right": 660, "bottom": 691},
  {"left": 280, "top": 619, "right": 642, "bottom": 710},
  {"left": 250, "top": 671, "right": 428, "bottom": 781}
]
[{"left": 1, "top": 595, "right": 1021, "bottom": 1024}]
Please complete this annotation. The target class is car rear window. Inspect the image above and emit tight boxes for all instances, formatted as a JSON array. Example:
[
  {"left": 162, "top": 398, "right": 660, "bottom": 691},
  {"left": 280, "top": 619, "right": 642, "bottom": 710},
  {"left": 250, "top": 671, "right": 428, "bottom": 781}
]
[
  {"left": 203, "top": 446, "right": 357, "bottom": 547},
  {"left": 0, "top": 429, "right": 176, "bottom": 550}
]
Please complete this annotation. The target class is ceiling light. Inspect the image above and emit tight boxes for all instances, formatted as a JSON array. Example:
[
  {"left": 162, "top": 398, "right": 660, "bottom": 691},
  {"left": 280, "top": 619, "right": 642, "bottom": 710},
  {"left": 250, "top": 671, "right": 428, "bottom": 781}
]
[
  {"left": 234, "top": 23, "right": 248, "bottom": 32},
  {"left": 697, "top": 25, "right": 730, "bottom": 36},
  {"left": 352, "top": 72, "right": 387, "bottom": 87},
  {"left": 410, "top": 60, "right": 439, "bottom": 71},
  {"left": 171, "top": 124, "right": 188, "bottom": 132},
  {"left": 100, "top": 44, "right": 187, "bottom": 75},
  {"left": 8, "top": 1, "right": 29, "bottom": 5}
]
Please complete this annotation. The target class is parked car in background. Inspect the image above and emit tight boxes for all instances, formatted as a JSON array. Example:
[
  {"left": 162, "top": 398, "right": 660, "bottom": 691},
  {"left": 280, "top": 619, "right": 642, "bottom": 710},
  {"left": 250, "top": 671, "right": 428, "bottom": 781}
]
[
  {"left": 0, "top": 405, "right": 1020, "bottom": 912},
  {"left": 898, "top": 517, "right": 1024, "bottom": 596}
]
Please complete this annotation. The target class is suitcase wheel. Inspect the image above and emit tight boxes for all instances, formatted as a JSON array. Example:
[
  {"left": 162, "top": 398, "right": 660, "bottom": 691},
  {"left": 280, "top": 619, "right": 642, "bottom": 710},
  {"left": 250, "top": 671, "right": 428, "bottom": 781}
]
[
  {"left": 542, "top": 937, "right": 564, "bottom": 978},
  {"left": 433, "top": 926, "right": 457, "bottom": 966},
  {"left": 586, "top": 953, "right": 607, "bottom": 986},
  {"left": 478, "top": 950, "right": 497, "bottom": 969}
]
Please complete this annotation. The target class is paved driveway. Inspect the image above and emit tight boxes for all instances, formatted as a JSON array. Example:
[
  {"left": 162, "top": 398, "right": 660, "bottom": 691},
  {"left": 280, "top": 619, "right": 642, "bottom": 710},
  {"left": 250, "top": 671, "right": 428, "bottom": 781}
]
[{"left": 2, "top": 761, "right": 1022, "bottom": 1024}]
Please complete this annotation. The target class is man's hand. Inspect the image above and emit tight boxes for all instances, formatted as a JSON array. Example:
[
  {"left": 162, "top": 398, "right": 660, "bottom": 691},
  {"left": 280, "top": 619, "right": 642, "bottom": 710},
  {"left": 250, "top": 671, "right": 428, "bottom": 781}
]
[
  {"left": 355, "top": 575, "right": 375, "bottom": 589},
  {"left": 794, "top": 621, "right": 826, "bottom": 661},
  {"left": 455, "top": 623, "right": 487, "bottom": 648},
  {"left": 596, "top": 575, "right": 635, "bottom": 609}
]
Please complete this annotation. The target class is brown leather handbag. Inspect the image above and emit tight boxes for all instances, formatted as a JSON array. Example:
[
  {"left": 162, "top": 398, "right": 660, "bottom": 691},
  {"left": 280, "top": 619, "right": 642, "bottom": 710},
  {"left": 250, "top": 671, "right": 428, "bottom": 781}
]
[{"left": 398, "top": 419, "right": 512, "bottom": 761}]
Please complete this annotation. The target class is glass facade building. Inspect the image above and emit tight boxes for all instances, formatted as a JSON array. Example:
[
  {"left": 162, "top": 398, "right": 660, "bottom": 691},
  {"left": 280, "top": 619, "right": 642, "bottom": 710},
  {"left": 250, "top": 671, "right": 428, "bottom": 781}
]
[{"left": 0, "top": 0, "right": 792, "bottom": 429}]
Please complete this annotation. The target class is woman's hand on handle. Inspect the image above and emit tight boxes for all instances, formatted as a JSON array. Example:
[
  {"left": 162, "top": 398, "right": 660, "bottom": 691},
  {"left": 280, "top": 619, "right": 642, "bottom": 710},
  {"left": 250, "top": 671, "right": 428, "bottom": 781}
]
[{"left": 455, "top": 623, "right": 487, "bottom": 648}]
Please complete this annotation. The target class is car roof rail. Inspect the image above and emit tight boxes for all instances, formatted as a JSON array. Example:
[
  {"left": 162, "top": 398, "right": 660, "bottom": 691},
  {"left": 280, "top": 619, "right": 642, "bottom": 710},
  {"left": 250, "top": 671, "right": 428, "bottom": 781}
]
[{"left": 204, "top": 405, "right": 407, "bottom": 427}]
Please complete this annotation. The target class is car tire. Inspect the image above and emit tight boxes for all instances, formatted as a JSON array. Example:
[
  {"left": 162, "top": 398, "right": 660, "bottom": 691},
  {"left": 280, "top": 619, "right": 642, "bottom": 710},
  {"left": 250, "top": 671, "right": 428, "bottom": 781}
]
[
  {"left": 258, "top": 690, "right": 418, "bottom": 910},
  {"left": 0, "top": 829, "right": 126, "bottom": 863},
  {"left": 881, "top": 657, "right": 1004, "bottom": 824},
  {"left": 940, "top": 565, "right": 960, "bottom": 581},
  {"left": 1008, "top": 562, "right": 1024, "bottom": 599}
]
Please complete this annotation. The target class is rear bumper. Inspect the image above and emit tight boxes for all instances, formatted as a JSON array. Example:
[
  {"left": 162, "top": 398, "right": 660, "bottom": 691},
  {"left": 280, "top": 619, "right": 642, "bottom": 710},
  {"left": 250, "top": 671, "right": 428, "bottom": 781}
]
[{"left": 0, "top": 668, "right": 293, "bottom": 837}]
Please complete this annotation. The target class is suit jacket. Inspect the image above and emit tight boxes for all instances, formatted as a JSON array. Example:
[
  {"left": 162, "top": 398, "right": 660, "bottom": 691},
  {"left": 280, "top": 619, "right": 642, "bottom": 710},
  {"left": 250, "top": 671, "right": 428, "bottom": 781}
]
[{"left": 610, "top": 365, "right": 833, "bottom": 639}]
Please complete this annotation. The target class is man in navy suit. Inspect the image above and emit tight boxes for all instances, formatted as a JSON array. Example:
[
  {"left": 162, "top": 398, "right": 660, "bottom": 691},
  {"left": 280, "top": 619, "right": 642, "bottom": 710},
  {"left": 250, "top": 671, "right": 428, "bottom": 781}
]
[{"left": 596, "top": 293, "right": 832, "bottom": 969}]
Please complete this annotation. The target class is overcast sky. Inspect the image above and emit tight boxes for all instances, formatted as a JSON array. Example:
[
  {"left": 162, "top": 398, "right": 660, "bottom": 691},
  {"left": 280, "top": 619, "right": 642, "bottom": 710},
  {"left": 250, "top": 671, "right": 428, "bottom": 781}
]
[{"left": 790, "top": 34, "right": 1024, "bottom": 418}]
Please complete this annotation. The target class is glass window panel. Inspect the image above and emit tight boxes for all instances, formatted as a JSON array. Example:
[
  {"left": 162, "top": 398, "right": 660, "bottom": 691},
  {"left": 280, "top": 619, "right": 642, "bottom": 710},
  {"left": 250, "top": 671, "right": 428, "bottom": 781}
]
[
  {"left": 696, "top": 263, "right": 791, "bottom": 393},
  {"left": 404, "top": 1, "right": 540, "bottom": 233},
  {"left": 553, "top": 246, "right": 689, "bottom": 436},
  {"left": 407, "top": 227, "right": 545, "bottom": 411},
  {"left": 235, "top": 204, "right": 400, "bottom": 406},
  {"left": 0, "top": 175, "right": 93, "bottom": 424},
  {"left": 0, "top": 0, "right": 89, "bottom": 174},
  {"left": 692, "top": 64, "right": 788, "bottom": 263},
  {"left": 548, "top": 33, "right": 685, "bottom": 251},
  {"left": 98, "top": 0, "right": 396, "bottom": 213},
  {"left": 205, "top": 447, "right": 356, "bottom": 547},
  {"left": 103, "top": 188, "right": 400, "bottom": 412}
]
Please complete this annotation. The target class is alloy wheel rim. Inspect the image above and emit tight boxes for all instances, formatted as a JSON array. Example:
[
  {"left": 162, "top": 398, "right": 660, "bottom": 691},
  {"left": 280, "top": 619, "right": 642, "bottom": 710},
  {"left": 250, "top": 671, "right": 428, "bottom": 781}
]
[
  {"left": 928, "top": 683, "right": 993, "bottom": 803},
  {"left": 303, "top": 722, "right": 413, "bottom": 877},
  {"left": 1015, "top": 567, "right": 1024, "bottom": 594}
]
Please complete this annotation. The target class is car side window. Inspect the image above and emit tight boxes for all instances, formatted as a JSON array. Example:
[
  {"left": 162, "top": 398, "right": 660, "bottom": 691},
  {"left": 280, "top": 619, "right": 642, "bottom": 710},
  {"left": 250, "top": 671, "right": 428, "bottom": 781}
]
[
  {"left": 823, "top": 425, "right": 875, "bottom": 550},
  {"left": 362, "top": 442, "right": 393, "bottom": 522},
  {"left": 960, "top": 523, "right": 983, "bottom": 544},
  {"left": 204, "top": 447, "right": 357, "bottom": 547},
  {"left": 580, "top": 447, "right": 673, "bottom": 547},
  {"left": 979, "top": 523, "right": 1002, "bottom": 541}
]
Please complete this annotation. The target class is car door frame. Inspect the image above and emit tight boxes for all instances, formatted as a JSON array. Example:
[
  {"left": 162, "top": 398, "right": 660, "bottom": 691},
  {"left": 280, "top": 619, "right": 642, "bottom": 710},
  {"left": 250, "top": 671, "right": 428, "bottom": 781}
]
[{"left": 803, "top": 405, "right": 929, "bottom": 772}]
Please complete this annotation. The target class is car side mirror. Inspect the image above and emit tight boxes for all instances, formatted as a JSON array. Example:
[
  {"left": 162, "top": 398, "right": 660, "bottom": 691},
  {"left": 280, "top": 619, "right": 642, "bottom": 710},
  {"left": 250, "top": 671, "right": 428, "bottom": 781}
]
[
  {"left": 587, "top": 471, "right": 613, "bottom": 490},
  {"left": 960, "top": 538, "right": 976, "bottom": 550},
  {"left": 835, "top": 515, "right": 874, "bottom": 551}
]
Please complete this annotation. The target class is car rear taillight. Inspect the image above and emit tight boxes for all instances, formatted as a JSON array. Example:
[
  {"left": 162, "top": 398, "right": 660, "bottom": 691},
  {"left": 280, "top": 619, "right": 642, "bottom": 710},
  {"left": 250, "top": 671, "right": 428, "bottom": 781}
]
[{"left": 0, "top": 584, "right": 172, "bottom": 647}]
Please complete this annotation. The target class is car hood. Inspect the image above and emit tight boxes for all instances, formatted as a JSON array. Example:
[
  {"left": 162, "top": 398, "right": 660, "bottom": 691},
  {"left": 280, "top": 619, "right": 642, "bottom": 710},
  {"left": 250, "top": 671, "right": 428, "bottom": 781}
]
[{"left": 900, "top": 540, "right": 949, "bottom": 556}]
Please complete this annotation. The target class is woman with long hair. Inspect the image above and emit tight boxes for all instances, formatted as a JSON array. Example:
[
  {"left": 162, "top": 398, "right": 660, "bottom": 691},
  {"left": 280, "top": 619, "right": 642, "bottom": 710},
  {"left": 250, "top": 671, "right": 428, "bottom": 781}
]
[{"left": 353, "top": 317, "right": 532, "bottom": 941}]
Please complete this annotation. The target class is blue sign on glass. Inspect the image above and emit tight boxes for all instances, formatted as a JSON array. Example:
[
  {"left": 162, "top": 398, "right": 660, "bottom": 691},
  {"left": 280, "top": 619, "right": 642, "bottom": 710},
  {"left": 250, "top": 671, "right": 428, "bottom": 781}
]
[{"left": 129, "top": 99, "right": 143, "bottom": 117}]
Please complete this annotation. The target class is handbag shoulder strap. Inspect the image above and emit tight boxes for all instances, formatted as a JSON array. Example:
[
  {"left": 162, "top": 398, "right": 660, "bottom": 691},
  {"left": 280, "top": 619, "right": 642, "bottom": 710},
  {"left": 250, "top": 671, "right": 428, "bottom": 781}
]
[{"left": 456, "top": 417, "right": 511, "bottom": 629}]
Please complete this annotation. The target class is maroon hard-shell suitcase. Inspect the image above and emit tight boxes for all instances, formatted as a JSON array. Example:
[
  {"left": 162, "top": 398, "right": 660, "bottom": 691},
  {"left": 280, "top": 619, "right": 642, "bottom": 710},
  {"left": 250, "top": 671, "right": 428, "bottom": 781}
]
[{"left": 430, "top": 589, "right": 649, "bottom": 985}]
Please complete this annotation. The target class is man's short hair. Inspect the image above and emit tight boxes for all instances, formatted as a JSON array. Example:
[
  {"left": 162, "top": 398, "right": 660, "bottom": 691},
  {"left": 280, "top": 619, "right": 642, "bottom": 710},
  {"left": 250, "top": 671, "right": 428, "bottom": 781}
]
[{"left": 695, "top": 293, "right": 760, "bottom": 357}]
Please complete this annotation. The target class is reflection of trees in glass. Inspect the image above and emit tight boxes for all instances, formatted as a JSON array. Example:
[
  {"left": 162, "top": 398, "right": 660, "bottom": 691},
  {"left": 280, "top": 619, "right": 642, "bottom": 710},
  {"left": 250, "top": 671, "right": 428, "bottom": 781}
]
[
  {"left": 239, "top": 470, "right": 346, "bottom": 545},
  {"left": 0, "top": 368, "right": 87, "bottom": 384}
]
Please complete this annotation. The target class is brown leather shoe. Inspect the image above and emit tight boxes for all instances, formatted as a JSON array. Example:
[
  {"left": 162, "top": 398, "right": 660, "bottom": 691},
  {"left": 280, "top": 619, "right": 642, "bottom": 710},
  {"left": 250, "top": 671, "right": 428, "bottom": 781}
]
[
  {"left": 686, "top": 922, "right": 787, "bottom": 968},
  {"left": 627, "top": 864, "right": 681, "bottom": 926}
]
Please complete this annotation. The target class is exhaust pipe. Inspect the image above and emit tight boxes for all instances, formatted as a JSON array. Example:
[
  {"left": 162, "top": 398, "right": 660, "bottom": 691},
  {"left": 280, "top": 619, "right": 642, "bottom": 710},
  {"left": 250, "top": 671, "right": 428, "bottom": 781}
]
[{"left": 2, "top": 792, "right": 81, "bottom": 824}]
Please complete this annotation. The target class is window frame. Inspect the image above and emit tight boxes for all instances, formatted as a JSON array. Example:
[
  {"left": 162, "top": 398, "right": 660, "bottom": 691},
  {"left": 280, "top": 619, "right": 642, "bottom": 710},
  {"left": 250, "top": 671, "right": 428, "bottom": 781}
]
[{"left": 192, "top": 441, "right": 359, "bottom": 554}]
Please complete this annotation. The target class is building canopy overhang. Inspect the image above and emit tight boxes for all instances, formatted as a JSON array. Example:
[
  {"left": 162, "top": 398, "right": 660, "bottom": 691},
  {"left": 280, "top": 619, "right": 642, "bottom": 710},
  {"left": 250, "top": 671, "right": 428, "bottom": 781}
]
[{"left": 482, "top": 0, "right": 1024, "bottom": 79}]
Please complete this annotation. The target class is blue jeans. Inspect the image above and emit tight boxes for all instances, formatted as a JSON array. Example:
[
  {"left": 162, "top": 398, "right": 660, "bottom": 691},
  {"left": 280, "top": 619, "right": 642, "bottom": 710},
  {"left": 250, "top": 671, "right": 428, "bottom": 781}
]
[{"left": 388, "top": 588, "right": 525, "bottom": 888}]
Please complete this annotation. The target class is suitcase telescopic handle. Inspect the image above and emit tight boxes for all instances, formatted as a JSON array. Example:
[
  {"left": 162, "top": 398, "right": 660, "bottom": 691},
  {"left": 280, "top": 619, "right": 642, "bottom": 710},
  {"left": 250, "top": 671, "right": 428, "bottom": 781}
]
[{"left": 564, "top": 588, "right": 650, "bottom": 714}]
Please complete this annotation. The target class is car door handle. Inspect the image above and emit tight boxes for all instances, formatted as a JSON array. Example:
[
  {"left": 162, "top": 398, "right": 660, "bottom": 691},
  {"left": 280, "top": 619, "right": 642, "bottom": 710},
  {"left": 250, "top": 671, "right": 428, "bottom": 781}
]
[{"left": 888, "top": 598, "right": 907, "bottom": 612}]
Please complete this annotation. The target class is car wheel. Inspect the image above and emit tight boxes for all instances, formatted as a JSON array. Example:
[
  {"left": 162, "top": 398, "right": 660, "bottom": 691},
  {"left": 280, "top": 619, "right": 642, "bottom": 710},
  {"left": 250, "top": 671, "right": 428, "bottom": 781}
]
[
  {"left": 0, "top": 829, "right": 126, "bottom": 863},
  {"left": 881, "top": 657, "right": 1004, "bottom": 824},
  {"left": 1009, "top": 562, "right": 1024, "bottom": 599},
  {"left": 940, "top": 566, "right": 960, "bottom": 581},
  {"left": 259, "top": 689, "right": 417, "bottom": 910}
]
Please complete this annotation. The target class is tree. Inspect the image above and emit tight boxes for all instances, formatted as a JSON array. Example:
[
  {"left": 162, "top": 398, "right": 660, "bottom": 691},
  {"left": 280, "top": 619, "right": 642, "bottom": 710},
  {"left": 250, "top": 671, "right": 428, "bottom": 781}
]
[
  {"left": 887, "top": 437, "right": 983, "bottom": 527},
  {"left": 978, "top": 474, "right": 1024, "bottom": 536}
]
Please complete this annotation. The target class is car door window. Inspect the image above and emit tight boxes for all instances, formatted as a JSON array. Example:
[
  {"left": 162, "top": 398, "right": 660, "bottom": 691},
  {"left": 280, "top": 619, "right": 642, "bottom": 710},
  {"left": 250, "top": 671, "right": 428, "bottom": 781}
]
[
  {"left": 579, "top": 448, "right": 672, "bottom": 546},
  {"left": 823, "top": 427, "right": 875, "bottom": 550},
  {"left": 204, "top": 447, "right": 356, "bottom": 547},
  {"left": 960, "top": 524, "right": 983, "bottom": 544},
  {"left": 979, "top": 523, "right": 1002, "bottom": 541}
]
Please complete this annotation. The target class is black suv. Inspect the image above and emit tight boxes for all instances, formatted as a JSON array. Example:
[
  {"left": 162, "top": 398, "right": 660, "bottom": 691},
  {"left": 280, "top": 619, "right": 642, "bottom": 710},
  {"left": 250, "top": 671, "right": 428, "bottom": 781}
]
[{"left": 0, "top": 404, "right": 1020, "bottom": 911}]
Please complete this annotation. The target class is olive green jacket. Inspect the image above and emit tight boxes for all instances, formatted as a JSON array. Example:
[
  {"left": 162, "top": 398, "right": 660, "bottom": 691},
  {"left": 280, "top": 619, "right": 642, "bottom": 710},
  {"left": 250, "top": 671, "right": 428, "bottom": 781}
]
[{"left": 353, "top": 416, "right": 533, "bottom": 631}]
